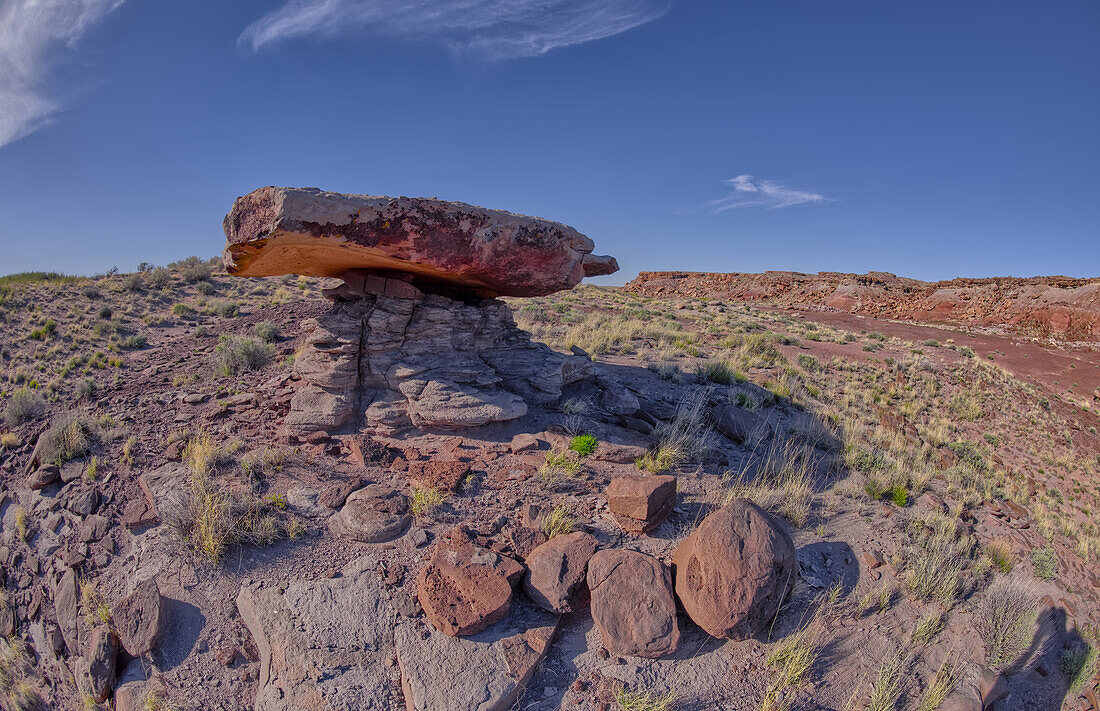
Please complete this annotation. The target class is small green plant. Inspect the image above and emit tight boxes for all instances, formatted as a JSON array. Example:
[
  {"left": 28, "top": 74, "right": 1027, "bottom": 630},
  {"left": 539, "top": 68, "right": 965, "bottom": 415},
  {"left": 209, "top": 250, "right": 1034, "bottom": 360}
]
[
  {"left": 76, "top": 378, "right": 97, "bottom": 399},
  {"left": 38, "top": 414, "right": 93, "bottom": 466},
  {"left": 568, "top": 433, "right": 598, "bottom": 457},
  {"left": 888, "top": 484, "right": 908, "bottom": 507},
  {"left": 13, "top": 505, "right": 27, "bottom": 541},
  {"left": 80, "top": 581, "right": 112, "bottom": 627},
  {"left": 216, "top": 301, "right": 240, "bottom": 318},
  {"left": 171, "top": 303, "right": 196, "bottom": 318},
  {"left": 0, "top": 432, "right": 19, "bottom": 449},
  {"left": 85, "top": 456, "right": 100, "bottom": 481},
  {"left": 264, "top": 493, "right": 288, "bottom": 510},
  {"left": 541, "top": 505, "right": 576, "bottom": 539},
  {"left": 410, "top": 485, "right": 448, "bottom": 519},
  {"left": 912, "top": 609, "right": 944, "bottom": 644},
  {"left": 1031, "top": 546, "right": 1057, "bottom": 579},
  {"left": 122, "top": 334, "right": 147, "bottom": 349}
]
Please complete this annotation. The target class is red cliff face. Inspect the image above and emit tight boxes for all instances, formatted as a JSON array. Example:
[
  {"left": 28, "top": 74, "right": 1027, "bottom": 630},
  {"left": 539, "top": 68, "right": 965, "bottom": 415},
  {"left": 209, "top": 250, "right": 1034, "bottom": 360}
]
[{"left": 625, "top": 271, "right": 1100, "bottom": 340}]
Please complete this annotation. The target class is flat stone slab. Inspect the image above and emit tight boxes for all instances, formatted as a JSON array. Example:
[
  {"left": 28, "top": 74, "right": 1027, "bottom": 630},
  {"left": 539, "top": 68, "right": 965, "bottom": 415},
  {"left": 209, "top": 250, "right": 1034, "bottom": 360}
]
[
  {"left": 237, "top": 556, "right": 400, "bottom": 710},
  {"left": 223, "top": 186, "right": 618, "bottom": 297},
  {"left": 395, "top": 597, "right": 559, "bottom": 711}
]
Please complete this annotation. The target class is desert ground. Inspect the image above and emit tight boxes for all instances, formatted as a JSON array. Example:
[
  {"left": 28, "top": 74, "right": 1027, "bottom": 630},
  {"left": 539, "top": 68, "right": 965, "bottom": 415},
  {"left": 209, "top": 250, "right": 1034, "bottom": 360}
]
[{"left": 0, "top": 252, "right": 1098, "bottom": 711}]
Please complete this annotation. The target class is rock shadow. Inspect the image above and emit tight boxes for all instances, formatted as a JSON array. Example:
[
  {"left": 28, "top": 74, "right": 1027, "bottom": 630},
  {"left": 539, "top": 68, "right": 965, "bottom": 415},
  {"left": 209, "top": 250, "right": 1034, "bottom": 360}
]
[{"left": 153, "top": 597, "right": 204, "bottom": 671}]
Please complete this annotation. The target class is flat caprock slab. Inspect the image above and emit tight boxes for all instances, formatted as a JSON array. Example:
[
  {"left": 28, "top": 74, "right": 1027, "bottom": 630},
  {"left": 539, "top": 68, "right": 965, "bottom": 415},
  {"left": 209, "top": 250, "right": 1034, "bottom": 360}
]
[{"left": 223, "top": 186, "right": 618, "bottom": 297}]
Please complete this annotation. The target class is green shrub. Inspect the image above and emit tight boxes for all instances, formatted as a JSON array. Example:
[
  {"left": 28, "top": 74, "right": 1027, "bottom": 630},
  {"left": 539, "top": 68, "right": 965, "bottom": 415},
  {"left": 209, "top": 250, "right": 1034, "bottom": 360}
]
[
  {"left": 889, "top": 485, "right": 908, "bottom": 507},
  {"left": 179, "top": 256, "right": 212, "bottom": 283},
  {"left": 213, "top": 337, "right": 273, "bottom": 377},
  {"left": 1031, "top": 547, "right": 1057, "bottom": 579},
  {"left": 694, "top": 360, "right": 739, "bottom": 385},
  {"left": 122, "top": 273, "right": 143, "bottom": 291},
  {"left": 568, "top": 434, "right": 598, "bottom": 457},
  {"left": 172, "top": 303, "right": 196, "bottom": 318},
  {"left": 216, "top": 302, "right": 240, "bottom": 318},
  {"left": 148, "top": 268, "right": 171, "bottom": 289},
  {"left": 97, "top": 306, "right": 112, "bottom": 319},
  {"left": 76, "top": 379, "right": 96, "bottom": 399},
  {"left": 253, "top": 321, "right": 280, "bottom": 343},
  {"left": 122, "top": 334, "right": 147, "bottom": 349},
  {"left": 3, "top": 388, "right": 46, "bottom": 426},
  {"left": 195, "top": 281, "right": 215, "bottom": 295}
]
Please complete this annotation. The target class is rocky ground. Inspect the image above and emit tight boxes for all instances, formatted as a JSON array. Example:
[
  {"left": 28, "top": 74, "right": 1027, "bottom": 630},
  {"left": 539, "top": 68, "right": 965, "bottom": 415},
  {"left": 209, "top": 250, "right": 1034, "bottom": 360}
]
[
  {"left": 625, "top": 271, "right": 1100, "bottom": 343},
  {"left": 0, "top": 260, "right": 1098, "bottom": 711}
]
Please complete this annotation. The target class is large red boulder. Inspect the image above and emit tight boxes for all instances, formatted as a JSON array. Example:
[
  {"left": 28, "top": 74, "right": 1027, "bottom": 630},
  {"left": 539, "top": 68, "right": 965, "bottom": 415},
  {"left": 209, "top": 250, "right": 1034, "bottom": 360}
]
[
  {"left": 672, "top": 498, "right": 796, "bottom": 639},
  {"left": 586, "top": 549, "right": 680, "bottom": 658},
  {"left": 223, "top": 187, "right": 618, "bottom": 297},
  {"left": 416, "top": 527, "right": 525, "bottom": 636},
  {"left": 523, "top": 531, "right": 598, "bottom": 613}
]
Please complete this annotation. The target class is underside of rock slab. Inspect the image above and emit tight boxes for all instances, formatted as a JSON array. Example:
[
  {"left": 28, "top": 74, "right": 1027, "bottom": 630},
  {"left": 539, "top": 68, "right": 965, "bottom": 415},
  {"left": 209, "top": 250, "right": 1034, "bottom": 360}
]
[
  {"left": 236, "top": 556, "right": 400, "bottom": 710},
  {"left": 223, "top": 186, "right": 618, "bottom": 297},
  {"left": 286, "top": 275, "right": 594, "bottom": 436}
]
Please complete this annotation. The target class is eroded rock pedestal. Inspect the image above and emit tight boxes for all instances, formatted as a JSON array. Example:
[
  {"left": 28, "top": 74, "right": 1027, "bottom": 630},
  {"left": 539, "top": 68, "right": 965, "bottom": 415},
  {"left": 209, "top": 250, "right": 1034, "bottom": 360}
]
[{"left": 287, "top": 272, "right": 594, "bottom": 437}]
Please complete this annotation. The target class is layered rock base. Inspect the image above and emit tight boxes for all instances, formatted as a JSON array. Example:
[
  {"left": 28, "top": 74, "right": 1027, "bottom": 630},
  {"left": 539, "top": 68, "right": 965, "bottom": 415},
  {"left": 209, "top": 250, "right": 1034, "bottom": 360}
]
[{"left": 287, "top": 272, "right": 593, "bottom": 437}]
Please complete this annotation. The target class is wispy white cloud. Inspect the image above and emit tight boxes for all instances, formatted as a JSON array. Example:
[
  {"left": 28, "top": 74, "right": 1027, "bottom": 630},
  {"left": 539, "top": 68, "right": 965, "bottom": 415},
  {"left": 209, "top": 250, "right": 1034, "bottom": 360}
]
[
  {"left": 0, "top": 0, "right": 125, "bottom": 148},
  {"left": 702, "top": 174, "right": 833, "bottom": 213},
  {"left": 240, "top": 0, "right": 669, "bottom": 60}
]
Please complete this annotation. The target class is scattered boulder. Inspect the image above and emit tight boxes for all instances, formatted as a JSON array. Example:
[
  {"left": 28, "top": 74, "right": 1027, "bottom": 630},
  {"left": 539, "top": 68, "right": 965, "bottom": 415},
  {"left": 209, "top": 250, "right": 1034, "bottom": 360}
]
[
  {"left": 114, "top": 577, "right": 165, "bottom": 657},
  {"left": 237, "top": 556, "right": 399, "bottom": 710},
  {"left": 223, "top": 186, "right": 618, "bottom": 297},
  {"left": 328, "top": 484, "right": 411, "bottom": 543},
  {"left": 84, "top": 625, "right": 120, "bottom": 702},
  {"left": 672, "top": 499, "right": 796, "bottom": 639},
  {"left": 710, "top": 404, "right": 763, "bottom": 444},
  {"left": 523, "top": 531, "right": 598, "bottom": 613},
  {"left": 607, "top": 474, "right": 676, "bottom": 534},
  {"left": 416, "top": 527, "right": 524, "bottom": 636},
  {"left": 587, "top": 549, "right": 680, "bottom": 658},
  {"left": 27, "top": 465, "right": 59, "bottom": 490},
  {"left": 395, "top": 598, "right": 559, "bottom": 711}
]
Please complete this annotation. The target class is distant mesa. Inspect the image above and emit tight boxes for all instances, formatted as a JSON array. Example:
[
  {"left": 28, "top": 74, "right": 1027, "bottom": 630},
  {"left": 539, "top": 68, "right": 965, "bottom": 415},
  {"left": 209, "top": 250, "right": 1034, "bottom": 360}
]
[{"left": 223, "top": 186, "right": 618, "bottom": 298}]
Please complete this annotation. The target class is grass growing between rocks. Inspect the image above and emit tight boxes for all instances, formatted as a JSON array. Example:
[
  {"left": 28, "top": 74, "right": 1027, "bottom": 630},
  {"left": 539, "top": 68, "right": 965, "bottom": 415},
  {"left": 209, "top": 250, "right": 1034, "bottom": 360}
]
[
  {"left": 918, "top": 659, "right": 960, "bottom": 711},
  {"left": 410, "top": 485, "right": 448, "bottom": 519},
  {"left": 866, "top": 650, "right": 906, "bottom": 711},
  {"left": 541, "top": 504, "right": 576, "bottom": 539},
  {"left": 612, "top": 687, "right": 676, "bottom": 711},
  {"left": 0, "top": 637, "right": 45, "bottom": 710}
]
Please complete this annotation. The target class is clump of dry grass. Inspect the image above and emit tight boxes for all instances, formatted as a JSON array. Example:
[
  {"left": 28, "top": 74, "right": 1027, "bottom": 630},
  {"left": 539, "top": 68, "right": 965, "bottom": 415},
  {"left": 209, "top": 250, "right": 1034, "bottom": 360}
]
[
  {"left": 919, "top": 658, "right": 961, "bottom": 711},
  {"left": 975, "top": 576, "right": 1037, "bottom": 670},
  {"left": 538, "top": 449, "right": 583, "bottom": 485},
  {"left": 726, "top": 438, "right": 816, "bottom": 527},
  {"left": 866, "top": 650, "right": 906, "bottom": 711},
  {"left": 541, "top": 504, "right": 576, "bottom": 539},
  {"left": 613, "top": 686, "right": 676, "bottom": 711},
  {"left": 637, "top": 393, "right": 712, "bottom": 474}
]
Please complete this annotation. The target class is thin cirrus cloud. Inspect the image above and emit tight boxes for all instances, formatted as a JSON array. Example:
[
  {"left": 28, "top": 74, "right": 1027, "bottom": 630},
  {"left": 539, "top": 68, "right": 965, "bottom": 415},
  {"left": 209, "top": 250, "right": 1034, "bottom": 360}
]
[
  {"left": 0, "top": 0, "right": 126, "bottom": 149},
  {"left": 703, "top": 174, "right": 833, "bottom": 213},
  {"left": 239, "top": 0, "right": 670, "bottom": 60}
]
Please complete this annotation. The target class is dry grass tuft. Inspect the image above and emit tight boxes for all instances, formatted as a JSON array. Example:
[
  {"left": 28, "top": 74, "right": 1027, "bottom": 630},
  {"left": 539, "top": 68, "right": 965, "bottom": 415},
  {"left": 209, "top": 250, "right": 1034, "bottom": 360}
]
[{"left": 975, "top": 576, "right": 1037, "bottom": 670}]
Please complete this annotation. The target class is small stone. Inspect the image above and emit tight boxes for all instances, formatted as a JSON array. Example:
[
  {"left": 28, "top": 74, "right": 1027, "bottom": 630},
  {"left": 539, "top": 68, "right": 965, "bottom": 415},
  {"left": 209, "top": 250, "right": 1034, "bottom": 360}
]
[
  {"left": 27, "top": 465, "right": 60, "bottom": 490},
  {"left": 114, "top": 578, "right": 165, "bottom": 657},
  {"left": 328, "top": 484, "right": 411, "bottom": 543}
]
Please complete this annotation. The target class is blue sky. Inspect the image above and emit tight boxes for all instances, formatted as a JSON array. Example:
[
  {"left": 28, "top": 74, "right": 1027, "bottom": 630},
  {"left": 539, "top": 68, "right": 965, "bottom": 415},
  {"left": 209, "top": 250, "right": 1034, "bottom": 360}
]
[{"left": 0, "top": 0, "right": 1097, "bottom": 283}]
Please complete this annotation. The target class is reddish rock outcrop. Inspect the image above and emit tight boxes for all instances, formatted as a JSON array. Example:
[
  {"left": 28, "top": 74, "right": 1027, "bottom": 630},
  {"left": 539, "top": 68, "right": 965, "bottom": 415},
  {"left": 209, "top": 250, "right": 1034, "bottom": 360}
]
[
  {"left": 223, "top": 187, "right": 617, "bottom": 297},
  {"left": 417, "top": 527, "right": 525, "bottom": 636},
  {"left": 671, "top": 499, "right": 796, "bottom": 639},
  {"left": 523, "top": 531, "right": 598, "bottom": 613},
  {"left": 587, "top": 549, "right": 680, "bottom": 658}
]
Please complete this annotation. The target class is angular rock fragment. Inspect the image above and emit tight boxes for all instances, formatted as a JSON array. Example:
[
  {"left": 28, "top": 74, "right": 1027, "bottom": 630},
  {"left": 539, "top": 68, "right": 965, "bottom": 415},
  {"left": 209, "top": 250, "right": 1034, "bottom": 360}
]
[
  {"left": 223, "top": 186, "right": 618, "bottom": 297},
  {"left": 114, "top": 577, "right": 165, "bottom": 657},
  {"left": 54, "top": 568, "right": 80, "bottom": 655},
  {"left": 523, "top": 531, "right": 598, "bottom": 613},
  {"left": 587, "top": 549, "right": 679, "bottom": 658},
  {"left": 416, "top": 527, "right": 524, "bottom": 636},
  {"left": 83, "top": 625, "right": 119, "bottom": 702},
  {"left": 671, "top": 498, "right": 795, "bottom": 639},
  {"left": 607, "top": 474, "right": 676, "bottom": 534},
  {"left": 327, "top": 484, "right": 411, "bottom": 543}
]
